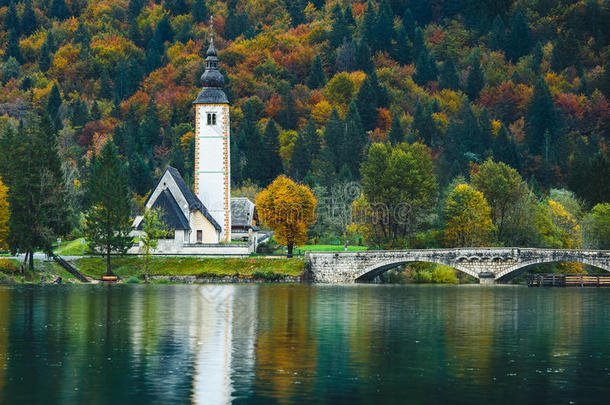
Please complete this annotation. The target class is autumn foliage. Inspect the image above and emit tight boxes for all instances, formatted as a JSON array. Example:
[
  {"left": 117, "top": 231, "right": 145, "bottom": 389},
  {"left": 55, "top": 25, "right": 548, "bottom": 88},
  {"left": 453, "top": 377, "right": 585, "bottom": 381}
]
[{"left": 256, "top": 175, "right": 317, "bottom": 256}]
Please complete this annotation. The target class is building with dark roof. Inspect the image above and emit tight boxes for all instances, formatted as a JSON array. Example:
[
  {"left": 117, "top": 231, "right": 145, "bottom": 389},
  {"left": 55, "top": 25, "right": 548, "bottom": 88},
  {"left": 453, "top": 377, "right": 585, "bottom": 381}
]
[{"left": 132, "top": 167, "right": 222, "bottom": 249}]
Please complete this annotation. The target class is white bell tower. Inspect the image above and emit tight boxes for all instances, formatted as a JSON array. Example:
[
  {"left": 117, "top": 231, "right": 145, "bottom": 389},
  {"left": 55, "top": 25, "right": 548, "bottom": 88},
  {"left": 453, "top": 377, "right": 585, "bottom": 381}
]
[{"left": 193, "top": 17, "right": 231, "bottom": 242}]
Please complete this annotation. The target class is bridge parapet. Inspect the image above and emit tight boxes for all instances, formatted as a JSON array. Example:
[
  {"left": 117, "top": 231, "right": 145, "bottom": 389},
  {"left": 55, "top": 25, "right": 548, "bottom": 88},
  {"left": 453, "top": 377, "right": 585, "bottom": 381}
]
[{"left": 305, "top": 248, "right": 610, "bottom": 284}]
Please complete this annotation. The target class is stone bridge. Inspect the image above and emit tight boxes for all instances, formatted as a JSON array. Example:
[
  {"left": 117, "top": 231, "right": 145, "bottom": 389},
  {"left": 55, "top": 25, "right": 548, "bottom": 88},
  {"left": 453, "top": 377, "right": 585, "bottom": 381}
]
[{"left": 305, "top": 248, "right": 610, "bottom": 285}]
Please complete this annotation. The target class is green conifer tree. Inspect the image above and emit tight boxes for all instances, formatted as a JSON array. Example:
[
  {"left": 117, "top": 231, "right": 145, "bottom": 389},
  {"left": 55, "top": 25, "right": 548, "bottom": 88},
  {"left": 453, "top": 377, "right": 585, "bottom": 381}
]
[{"left": 84, "top": 140, "right": 133, "bottom": 276}]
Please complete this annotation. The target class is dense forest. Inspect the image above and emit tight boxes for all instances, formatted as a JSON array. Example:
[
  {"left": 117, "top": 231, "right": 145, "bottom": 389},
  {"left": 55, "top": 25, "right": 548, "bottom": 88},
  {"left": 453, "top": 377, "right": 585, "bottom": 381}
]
[{"left": 0, "top": 0, "right": 609, "bottom": 256}]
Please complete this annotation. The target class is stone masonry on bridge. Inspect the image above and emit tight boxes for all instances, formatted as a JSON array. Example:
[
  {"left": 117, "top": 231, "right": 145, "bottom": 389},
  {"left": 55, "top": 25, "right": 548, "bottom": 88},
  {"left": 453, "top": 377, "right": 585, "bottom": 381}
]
[{"left": 305, "top": 248, "right": 610, "bottom": 285}]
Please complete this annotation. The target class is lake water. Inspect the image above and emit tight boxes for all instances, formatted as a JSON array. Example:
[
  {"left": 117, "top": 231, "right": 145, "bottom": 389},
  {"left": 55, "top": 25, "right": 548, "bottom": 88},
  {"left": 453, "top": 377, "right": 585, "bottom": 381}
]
[{"left": 0, "top": 285, "right": 608, "bottom": 404}]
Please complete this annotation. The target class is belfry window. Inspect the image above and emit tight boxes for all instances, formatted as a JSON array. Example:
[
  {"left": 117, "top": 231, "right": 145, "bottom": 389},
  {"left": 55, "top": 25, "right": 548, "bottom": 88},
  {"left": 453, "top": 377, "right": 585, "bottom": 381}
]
[{"left": 207, "top": 113, "right": 217, "bottom": 126}]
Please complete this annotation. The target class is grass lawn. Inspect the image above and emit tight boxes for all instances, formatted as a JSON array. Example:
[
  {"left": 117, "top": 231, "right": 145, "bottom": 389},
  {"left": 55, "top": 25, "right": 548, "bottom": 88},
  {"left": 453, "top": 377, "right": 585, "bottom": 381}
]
[
  {"left": 54, "top": 239, "right": 89, "bottom": 256},
  {"left": 75, "top": 256, "right": 305, "bottom": 279}
]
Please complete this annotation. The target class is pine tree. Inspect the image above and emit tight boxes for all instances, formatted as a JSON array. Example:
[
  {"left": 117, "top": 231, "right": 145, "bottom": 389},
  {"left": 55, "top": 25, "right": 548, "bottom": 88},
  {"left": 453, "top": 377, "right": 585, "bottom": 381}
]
[
  {"left": 329, "top": 3, "right": 348, "bottom": 48},
  {"left": 128, "top": 0, "right": 144, "bottom": 21},
  {"left": 551, "top": 29, "right": 579, "bottom": 72},
  {"left": 6, "top": 1, "right": 19, "bottom": 34},
  {"left": 84, "top": 140, "right": 133, "bottom": 276},
  {"left": 287, "top": 0, "right": 305, "bottom": 27},
  {"left": 192, "top": 0, "right": 208, "bottom": 23},
  {"left": 466, "top": 61, "right": 485, "bottom": 101},
  {"left": 167, "top": 0, "right": 188, "bottom": 15},
  {"left": 488, "top": 15, "right": 506, "bottom": 51},
  {"left": 493, "top": 124, "right": 520, "bottom": 171},
  {"left": 356, "top": 39, "right": 374, "bottom": 73},
  {"left": 3, "top": 117, "right": 71, "bottom": 269},
  {"left": 362, "top": 1, "right": 377, "bottom": 47},
  {"left": 39, "top": 41, "right": 51, "bottom": 72},
  {"left": 402, "top": 8, "right": 416, "bottom": 39},
  {"left": 343, "top": 100, "right": 366, "bottom": 176},
  {"left": 439, "top": 57, "right": 459, "bottom": 90},
  {"left": 5, "top": 29, "right": 21, "bottom": 63},
  {"left": 393, "top": 25, "right": 412, "bottom": 65},
  {"left": 276, "top": 90, "right": 297, "bottom": 130},
  {"left": 526, "top": 77, "right": 557, "bottom": 157},
  {"left": 290, "top": 132, "right": 310, "bottom": 181},
  {"left": 262, "top": 119, "right": 283, "bottom": 185},
  {"left": 411, "top": 0, "right": 432, "bottom": 26},
  {"left": 307, "top": 55, "right": 327, "bottom": 89},
  {"left": 145, "top": 33, "right": 163, "bottom": 73},
  {"left": 335, "top": 38, "right": 357, "bottom": 72},
  {"left": 20, "top": 0, "right": 37, "bottom": 35},
  {"left": 414, "top": 48, "right": 437, "bottom": 86},
  {"left": 50, "top": 0, "right": 69, "bottom": 20},
  {"left": 90, "top": 100, "right": 101, "bottom": 121},
  {"left": 323, "top": 109, "right": 344, "bottom": 171},
  {"left": 138, "top": 99, "right": 161, "bottom": 153},
  {"left": 505, "top": 9, "right": 531, "bottom": 62},
  {"left": 155, "top": 14, "right": 174, "bottom": 43},
  {"left": 356, "top": 75, "right": 379, "bottom": 132},
  {"left": 412, "top": 101, "right": 437, "bottom": 147},
  {"left": 388, "top": 115, "right": 404, "bottom": 145},
  {"left": 128, "top": 153, "right": 154, "bottom": 195},
  {"left": 374, "top": 4, "right": 394, "bottom": 52},
  {"left": 71, "top": 98, "right": 89, "bottom": 129},
  {"left": 47, "top": 83, "right": 62, "bottom": 130}
]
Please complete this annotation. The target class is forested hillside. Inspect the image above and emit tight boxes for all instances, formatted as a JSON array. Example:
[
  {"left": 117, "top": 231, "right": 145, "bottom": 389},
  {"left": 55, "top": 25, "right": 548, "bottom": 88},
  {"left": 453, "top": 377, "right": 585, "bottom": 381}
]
[{"left": 0, "top": 0, "right": 609, "bottom": 250}]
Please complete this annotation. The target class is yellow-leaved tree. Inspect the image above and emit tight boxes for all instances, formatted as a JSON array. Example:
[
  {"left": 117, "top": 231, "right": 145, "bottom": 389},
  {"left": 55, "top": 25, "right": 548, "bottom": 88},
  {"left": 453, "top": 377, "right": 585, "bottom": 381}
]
[
  {"left": 548, "top": 200, "right": 584, "bottom": 273},
  {"left": 256, "top": 175, "right": 317, "bottom": 257},
  {"left": 444, "top": 184, "right": 495, "bottom": 247},
  {"left": 0, "top": 176, "right": 8, "bottom": 250}
]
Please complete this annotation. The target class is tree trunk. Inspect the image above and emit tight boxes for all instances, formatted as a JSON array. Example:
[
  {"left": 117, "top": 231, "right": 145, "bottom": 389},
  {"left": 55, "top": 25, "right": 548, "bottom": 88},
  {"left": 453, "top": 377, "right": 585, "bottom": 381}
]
[
  {"left": 287, "top": 244, "right": 294, "bottom": 258},
  {"left": 145, "top": 256, "right": 149, "bottom": 284},
  {"left": 28, "top": 250, "right": 34, "bottom": 271},
  {"left": 106, "top": 245, "right": 112, "bottom": 276}
]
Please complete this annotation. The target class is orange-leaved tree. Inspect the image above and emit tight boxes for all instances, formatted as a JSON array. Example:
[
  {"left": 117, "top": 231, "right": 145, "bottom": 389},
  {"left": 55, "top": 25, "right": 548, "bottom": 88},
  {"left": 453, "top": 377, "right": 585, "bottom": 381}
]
[
  {"left": 0, "top": 176, "right": 8, "bottom": 250},
  {"left": 256, "top": 175, "right": 317, "bottom": 257}
]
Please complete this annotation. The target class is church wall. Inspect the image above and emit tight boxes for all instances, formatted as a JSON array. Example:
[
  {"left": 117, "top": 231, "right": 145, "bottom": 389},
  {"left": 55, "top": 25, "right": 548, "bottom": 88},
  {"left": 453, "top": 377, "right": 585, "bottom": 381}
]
[{"left": 189, "top": 211, "right": 220, "bottom": 244}]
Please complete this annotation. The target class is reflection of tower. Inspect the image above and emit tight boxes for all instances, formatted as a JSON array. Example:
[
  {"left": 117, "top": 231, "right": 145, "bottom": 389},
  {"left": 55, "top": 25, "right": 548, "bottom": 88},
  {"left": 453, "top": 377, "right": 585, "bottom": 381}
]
[
  {"left": 193, "top": 16, "right": 231, "bottom": 242},
  {"left": 191, "top": 286, "right": 258, "bottom": 404}
]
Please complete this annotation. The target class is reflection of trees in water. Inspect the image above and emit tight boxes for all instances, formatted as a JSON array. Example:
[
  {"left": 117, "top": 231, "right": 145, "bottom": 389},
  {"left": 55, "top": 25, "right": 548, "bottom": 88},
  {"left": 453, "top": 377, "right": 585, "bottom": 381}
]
[{"left": 253, "top": 285, "right": 317, "bottom": 403}]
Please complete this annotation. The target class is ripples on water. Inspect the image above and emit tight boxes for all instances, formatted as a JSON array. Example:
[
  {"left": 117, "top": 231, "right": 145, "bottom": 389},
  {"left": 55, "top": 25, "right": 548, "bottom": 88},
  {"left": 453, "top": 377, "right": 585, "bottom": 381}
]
[{"left": 0, "top": 285, "right": 608, "bottom": 404}]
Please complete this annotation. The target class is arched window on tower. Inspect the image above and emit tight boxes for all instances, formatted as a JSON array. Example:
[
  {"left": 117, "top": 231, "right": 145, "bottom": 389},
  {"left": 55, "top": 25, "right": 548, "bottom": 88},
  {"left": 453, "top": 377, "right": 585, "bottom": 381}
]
[{"left": 207, "top": 113, "right": 217, "bottom": 126}]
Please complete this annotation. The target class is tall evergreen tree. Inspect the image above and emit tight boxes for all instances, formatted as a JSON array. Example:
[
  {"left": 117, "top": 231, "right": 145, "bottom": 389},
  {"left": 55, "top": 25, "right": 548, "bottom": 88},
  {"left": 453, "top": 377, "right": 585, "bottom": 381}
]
[
  {"left": 128, "top": 153, "right": 154, "bottom": 195},
  {"left": 343, "top": 100, "right": 366, "bottom": 176},
  {"left": 551, "top": 29, "right": 579, "bottom": 72},
  {"left": 388, "top": 115, "right": 404, "bottom": 145},
  {"left": 192, "top": 0, "right": 208, "bottom": 23},
  {"left": 2, "top": 117, "right": 71, "bottom": 269},
  {"left": 526, "top": 77, "right": 558, "bottom": 157},
  {"left": 505, "top": 9, "right": 531, "bottom": 62},
  {"left": 466, "top": 60, "right": 485, "bottom": 100},
  {"left": 307, "top": 55, "right": 327, "bottom": 89},
  {"left": 6, "top": 1, "right": 19, "bottom": 34},
  {"left": 356, "top": 39, "right": 374, "bottom": 73},
  {"left": 84, "top": 140, "right": 133, "bottom": 276},
  {"left": 488, "top": 15, "right": 506, "bottom": 51},
  {"left": 138, "top": 99, "right": 161, "bottom": 153},
  {"left": 374, "top": 4, "right": 394, "bottom": 52},
  {"left": 493, "top": 124, "right": 521, "bottom": 171},
  {"left": 329, "top": 3, "right": 348, "bottom": 48},
  {"left": 47, "top": 83, "right": 62, "bottom": 130},
  {"left": 361, "top": 1, "right": 377, "bottom": 47},
  {"left": 356, "top": 75, "right": 379, "bottom": 132},
  {"left": 439, "top": 58, "right": 459, "bottom": 90},
  {"left": 323, "top": 109, "right": 344, "bottom": 172},
  {"left": 5, "top": 29, "right": 21, "bottom": 63},
  {"left": 410, "top": 0, "right": 432, "bottom": 26},
  {"left": 290, "top": 132, "right": 310, "bottom": 181},
  {"left": 50, "top": 0, "right": 69, "bottom": 20},
  {"left": 262, "top": 119, "right": 283, "bottom": 184},
  {"left": 20, "top": 0, "right": 37, "bottom": 35}
]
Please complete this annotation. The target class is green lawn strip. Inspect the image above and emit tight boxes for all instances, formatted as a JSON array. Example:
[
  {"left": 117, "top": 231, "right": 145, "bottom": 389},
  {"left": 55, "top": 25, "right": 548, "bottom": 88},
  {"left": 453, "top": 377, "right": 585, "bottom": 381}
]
[
  {"left": 75, "top": 256, "right": 305, "bottom": 279},
  {"left": 54, "top": 239, "right": 89, "bottom": 256}
]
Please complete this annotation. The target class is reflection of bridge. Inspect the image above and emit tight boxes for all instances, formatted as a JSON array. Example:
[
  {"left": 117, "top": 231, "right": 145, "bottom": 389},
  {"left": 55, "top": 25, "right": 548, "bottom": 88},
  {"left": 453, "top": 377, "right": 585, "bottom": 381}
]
[{"left": 306, "top": 248, "right": 610, "bottom": 285}]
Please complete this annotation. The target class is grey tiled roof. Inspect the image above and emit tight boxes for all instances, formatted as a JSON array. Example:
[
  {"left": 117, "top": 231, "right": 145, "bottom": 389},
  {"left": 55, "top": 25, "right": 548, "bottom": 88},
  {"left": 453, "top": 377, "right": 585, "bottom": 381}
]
[
  {"left": 231, "top": 197, "right": 256, "bottom": 228},
  {"left": 138, "top": 189, "right": 190, "bottom": 231},
  {"left": 193, "top": 87, "right": 229, "bottom": 104}
]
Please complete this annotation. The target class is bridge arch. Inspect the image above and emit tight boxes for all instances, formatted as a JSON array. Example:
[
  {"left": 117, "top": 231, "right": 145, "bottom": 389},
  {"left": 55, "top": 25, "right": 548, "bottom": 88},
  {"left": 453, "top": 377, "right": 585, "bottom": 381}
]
[
  {"left": 354, "top": 258, "right": 479, "bottom": 282},
  {"left": 495, "top": 257, "right": 610, "bottom": 282}
]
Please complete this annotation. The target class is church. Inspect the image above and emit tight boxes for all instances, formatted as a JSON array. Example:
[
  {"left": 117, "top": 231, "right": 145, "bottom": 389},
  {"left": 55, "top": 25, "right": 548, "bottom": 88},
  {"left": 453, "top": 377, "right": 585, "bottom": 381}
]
[{"left": 130, "top": 25, "right": 261, "bottom": 256}]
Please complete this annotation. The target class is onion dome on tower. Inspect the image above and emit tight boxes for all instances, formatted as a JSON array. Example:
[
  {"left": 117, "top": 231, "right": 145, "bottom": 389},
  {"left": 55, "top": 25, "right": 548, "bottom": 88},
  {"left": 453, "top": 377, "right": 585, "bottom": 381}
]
[{"left": 194, "top": 17, "right": 229, "bottom": 104}]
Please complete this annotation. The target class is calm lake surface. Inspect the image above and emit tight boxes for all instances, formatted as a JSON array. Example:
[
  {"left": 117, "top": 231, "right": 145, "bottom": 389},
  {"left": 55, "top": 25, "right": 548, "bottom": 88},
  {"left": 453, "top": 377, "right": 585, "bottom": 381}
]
[{"left": 0, "top": 284, "right": 608, "bottom": 404}]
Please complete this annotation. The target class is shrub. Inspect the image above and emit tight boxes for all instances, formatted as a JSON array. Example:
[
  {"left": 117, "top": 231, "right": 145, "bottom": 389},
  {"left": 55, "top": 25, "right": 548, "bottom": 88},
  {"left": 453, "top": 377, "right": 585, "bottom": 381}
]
[
  {"left": 0, "top": 258, "right": 18, "bottom": 274},
  {"left": 252, "top": 270, "right": 280, "bottom": 281},
  {"left": 431, "top": 267, "right": 459, "bottom": 284},
  {"left": 126, "top": 276, "right": 140, "bottom": 284},
  {"left": 413, "top": 270, "right": 433, "bottom": 283}
]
